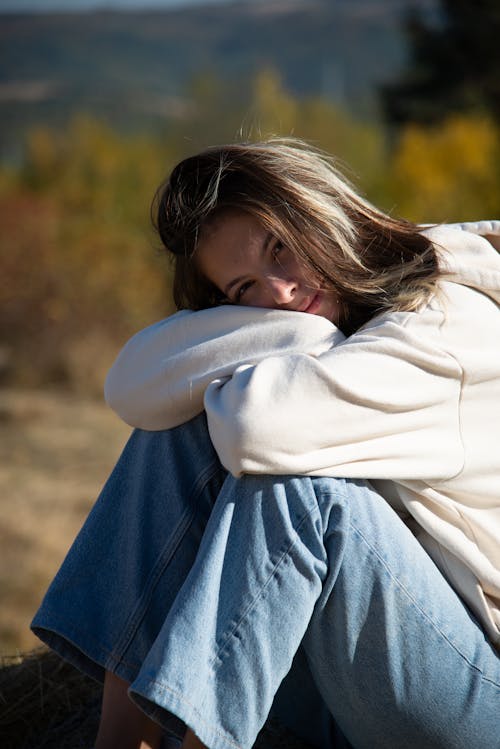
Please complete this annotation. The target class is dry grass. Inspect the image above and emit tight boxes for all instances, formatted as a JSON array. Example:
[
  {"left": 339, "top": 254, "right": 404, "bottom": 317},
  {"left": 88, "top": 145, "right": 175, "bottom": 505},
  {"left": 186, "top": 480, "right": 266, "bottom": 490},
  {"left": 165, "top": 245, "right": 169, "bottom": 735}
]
[
  {"left": 0, "top": 648, "right": 102, "bottom": 749},
  {"left": 0, "top": 649, "right": 312, "bottom": 749},
  {"left": 0, "top": 388, "right": 131, "bottom": 654}
]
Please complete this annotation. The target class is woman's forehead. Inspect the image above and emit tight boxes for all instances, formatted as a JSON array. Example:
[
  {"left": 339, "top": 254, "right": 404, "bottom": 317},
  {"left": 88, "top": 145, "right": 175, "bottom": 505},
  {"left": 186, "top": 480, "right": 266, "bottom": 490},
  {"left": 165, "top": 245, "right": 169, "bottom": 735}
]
[
  {"left": 199, "top": 211, "right": 264, "bottom": 252},
  {"left": 196, "top": 211, "right": 269, "bottom": 285}
]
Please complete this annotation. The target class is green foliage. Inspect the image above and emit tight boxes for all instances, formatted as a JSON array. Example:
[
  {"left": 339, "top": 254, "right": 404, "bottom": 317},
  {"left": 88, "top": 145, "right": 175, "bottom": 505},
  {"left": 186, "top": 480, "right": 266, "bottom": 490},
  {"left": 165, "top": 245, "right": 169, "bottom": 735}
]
[{"left": 381, "top": 0, "right": 500, "bottom": 126}]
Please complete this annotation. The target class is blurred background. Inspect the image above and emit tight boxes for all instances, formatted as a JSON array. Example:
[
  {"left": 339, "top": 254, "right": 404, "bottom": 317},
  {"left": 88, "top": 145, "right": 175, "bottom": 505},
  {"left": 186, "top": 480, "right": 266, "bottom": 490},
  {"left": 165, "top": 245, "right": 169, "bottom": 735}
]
[{"left": 1, "top": 0, "right": 499, "bottom": 654}]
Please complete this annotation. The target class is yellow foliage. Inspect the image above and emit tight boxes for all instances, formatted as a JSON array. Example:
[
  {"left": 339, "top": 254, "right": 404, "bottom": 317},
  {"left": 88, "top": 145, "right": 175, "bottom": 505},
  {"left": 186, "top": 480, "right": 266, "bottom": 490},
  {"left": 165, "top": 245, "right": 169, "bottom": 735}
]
[
  {"left": 249, "top": 69, "right": 298, "bottom": 137},
  {"left": 293, "top": 97, "right": 386, "bottom": 193},
  {"left": 24, "top": 116, "right": 175, "bottom": 223},
  {"left": 388, "top": 116, "right": 500, "bottom": 222},
  {"left": 1, "top": 118, "right": 179, "bottom": 390}
]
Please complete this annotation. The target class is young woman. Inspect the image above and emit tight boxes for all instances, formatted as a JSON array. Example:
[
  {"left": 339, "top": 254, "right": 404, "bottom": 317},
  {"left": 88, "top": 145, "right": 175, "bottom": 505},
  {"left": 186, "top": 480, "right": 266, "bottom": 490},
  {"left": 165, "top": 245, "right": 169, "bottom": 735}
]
[{"left": 32, "top": 140, "right": 500, "bottom": 749}]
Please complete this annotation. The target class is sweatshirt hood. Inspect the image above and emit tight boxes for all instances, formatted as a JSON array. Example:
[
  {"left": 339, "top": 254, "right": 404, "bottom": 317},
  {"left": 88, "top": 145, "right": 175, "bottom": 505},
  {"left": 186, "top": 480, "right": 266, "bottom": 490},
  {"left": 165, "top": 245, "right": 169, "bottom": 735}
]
[{"left": 423, "top": 221, "right": 500, "bottom": 305}]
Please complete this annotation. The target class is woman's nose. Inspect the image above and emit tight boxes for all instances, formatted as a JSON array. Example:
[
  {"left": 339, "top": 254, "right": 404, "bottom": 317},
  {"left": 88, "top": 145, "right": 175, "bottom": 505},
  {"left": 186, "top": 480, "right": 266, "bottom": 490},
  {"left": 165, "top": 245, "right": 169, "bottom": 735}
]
[{"left": 266, "top": 275, "right": 297, "bottom": 305}]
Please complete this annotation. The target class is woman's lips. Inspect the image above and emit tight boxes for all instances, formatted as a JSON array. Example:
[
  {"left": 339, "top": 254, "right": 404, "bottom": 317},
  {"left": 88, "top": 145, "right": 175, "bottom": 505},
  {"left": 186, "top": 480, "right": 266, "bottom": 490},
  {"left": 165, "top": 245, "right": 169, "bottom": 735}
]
[{"left": 302, "top": 292, "right": 322, "bottom": 314}]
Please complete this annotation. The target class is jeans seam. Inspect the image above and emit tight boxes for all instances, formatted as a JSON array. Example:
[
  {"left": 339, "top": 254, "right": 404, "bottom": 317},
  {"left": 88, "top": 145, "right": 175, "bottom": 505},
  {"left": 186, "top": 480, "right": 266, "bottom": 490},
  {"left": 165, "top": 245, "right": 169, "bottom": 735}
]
[
  {"left": 349, "top": 519, "right": 500, "bottom": 688},
  {"left": 110, "top": 458, "right": 224, "bottom": 669},
  {"left": 35, "top": 611, "right": 145, "bottom": 671},
  {"left": 210, "top": 500, "right": 322, "bottom": 672}
]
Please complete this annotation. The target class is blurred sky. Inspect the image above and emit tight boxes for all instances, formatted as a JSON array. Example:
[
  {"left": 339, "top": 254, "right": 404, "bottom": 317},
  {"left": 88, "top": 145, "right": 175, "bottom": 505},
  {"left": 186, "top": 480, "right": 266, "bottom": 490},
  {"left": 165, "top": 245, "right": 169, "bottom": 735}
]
[{"left": 0, "top": 0, "right": 255, "bottom": 10}]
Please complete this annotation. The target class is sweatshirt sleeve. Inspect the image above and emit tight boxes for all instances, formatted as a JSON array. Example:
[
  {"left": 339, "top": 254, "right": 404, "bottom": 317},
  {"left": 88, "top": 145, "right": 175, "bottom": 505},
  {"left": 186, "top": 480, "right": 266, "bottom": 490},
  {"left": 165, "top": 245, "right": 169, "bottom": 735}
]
[
  {"left": 204, "top": 309, "right": 465, "bottom": 481},
  {"left": 104, "top": 305, "right": 343, "bottom": 430}
]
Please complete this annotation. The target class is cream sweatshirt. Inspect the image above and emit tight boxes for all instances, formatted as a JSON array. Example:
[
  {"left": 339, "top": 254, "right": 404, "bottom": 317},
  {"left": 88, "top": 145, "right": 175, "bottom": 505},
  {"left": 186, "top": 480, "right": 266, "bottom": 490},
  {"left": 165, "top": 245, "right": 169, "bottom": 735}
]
[{"left": 105, "top": 221, "right": 500, "bottom": 647}]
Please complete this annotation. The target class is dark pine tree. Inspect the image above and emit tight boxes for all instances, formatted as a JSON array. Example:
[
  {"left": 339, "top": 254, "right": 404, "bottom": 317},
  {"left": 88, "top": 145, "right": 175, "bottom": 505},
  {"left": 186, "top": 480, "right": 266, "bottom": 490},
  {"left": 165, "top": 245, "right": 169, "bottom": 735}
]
[{"left": 381, "top": 0, "right": 500, "bottom": 127}]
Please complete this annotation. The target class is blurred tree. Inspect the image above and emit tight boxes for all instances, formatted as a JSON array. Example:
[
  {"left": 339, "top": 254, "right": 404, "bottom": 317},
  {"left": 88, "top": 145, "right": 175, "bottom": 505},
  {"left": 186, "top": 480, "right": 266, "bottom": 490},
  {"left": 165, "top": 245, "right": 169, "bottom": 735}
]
[
  {"left": 245, "top": 70, "right": 388, "bottom": 214},
  {"left": 1, "top": 117, "right": 176, "bottom": 391},
  {"left": 293, "top": 96, "right": 386, "bottom": 200},
  {"left": 386, "top": 115, "right": 500, "bottom": 222},
  {"left": 249, "top": 69, "right": 298, "bottom": 137},
  {"left": 165, "top": 72, "right": 245, "bottom": 157},
  {"left": 380, "top": 0, "right": 500, "bottom": 127}
]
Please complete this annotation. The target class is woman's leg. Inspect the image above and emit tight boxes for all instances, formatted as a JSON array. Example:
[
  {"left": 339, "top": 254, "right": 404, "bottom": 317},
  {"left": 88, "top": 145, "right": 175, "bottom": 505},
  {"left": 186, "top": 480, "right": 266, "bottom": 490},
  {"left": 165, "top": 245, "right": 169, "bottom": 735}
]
[
  {"left": 31, "top": 416, "right": 334, "bottom": 748},
  {"left": 302, "top": 478, "right": 500, "bottom": 749},
  {"left": 128, "top": 474, "right": 500, "bottom": 749},
  {"left": 31, "top": 414, "right": 226, "bottom": 744},
  {"left": 95, "top": 671, "right": 163, "bottom": 749}
]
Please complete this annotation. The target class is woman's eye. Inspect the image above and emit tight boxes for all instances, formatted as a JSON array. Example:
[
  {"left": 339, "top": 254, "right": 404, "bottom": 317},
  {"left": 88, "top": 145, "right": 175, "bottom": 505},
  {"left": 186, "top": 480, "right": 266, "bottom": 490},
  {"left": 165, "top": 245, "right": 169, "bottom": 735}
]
[
  {"left": 235, "top": 281, "right": 253, "bottom": 302},
  {"left": 272, "top": 241, "right": 284, "bottom": 260}
]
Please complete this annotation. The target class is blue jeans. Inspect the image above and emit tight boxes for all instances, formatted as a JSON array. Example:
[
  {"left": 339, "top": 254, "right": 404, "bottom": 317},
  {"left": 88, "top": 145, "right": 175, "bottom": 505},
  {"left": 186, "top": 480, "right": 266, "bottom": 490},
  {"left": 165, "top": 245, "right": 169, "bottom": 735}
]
[{"left": 32, "top": 414, "right": 500, "bottom": 749}]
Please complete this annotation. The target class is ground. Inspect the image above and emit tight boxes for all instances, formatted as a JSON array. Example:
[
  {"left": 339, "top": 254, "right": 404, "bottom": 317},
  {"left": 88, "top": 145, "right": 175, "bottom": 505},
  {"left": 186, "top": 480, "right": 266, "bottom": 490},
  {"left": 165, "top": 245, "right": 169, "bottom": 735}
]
[{"left": 0, "top": 387, "right": 130, "bottom": 654}]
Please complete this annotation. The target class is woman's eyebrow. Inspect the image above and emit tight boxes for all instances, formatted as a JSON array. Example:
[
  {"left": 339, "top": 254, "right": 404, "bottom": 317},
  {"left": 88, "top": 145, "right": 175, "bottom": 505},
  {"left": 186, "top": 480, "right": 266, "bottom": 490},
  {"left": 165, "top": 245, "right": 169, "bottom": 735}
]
[{"left": 223, "top": 231, "right": 274, "bottom": 297}]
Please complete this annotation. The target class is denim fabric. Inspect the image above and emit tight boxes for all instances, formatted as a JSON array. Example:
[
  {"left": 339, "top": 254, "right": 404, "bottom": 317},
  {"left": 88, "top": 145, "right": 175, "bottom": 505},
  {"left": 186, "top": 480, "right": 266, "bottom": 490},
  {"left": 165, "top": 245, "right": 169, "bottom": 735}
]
[
  {"left": 32, "top": 415, "right": 500, "bottom": 749},
  {"left": 32, "top": 415, "right": 224, "bottom": 684}
]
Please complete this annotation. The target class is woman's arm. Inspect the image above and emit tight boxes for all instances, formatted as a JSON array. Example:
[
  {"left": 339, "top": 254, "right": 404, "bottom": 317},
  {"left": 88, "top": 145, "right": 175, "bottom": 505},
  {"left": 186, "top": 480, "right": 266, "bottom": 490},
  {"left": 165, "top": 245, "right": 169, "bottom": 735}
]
[
  {"left": 204, "top": 308, "right": 464, "bottom": 481},
  {"left": 104, "top": 305, "right": 343, "bottom": 430}
]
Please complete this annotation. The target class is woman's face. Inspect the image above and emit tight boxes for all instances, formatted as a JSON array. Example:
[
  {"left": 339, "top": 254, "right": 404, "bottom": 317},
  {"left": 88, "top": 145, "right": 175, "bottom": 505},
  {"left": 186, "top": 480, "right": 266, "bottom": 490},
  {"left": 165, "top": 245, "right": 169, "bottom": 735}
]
[{"left": 196, "top": 210, "right": 342, "bottom": 324}]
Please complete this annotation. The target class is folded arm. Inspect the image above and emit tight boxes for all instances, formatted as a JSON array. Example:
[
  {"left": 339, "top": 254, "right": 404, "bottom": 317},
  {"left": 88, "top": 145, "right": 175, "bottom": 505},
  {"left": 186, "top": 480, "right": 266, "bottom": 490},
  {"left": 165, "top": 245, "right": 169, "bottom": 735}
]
[
  {"left": 105, "top": 305, "right": 343, "bottom": 430},
  {"left": 204, "top": 312, "right": 464, "bottom": 481}
]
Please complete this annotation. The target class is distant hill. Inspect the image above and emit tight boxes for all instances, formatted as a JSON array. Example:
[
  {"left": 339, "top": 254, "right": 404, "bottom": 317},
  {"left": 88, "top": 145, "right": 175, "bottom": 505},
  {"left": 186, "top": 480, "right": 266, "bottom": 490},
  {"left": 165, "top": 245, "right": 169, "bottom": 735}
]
[{"left": 0, "top": 0, "right": 439, "bottom": 160}]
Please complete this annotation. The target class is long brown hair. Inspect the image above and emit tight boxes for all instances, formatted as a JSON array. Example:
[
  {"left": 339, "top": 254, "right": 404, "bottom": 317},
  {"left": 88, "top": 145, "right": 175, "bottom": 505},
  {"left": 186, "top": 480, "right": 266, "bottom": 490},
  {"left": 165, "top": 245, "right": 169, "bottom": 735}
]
[{"left": 153, "top": 138, "right": 440, "bottom": 334}]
